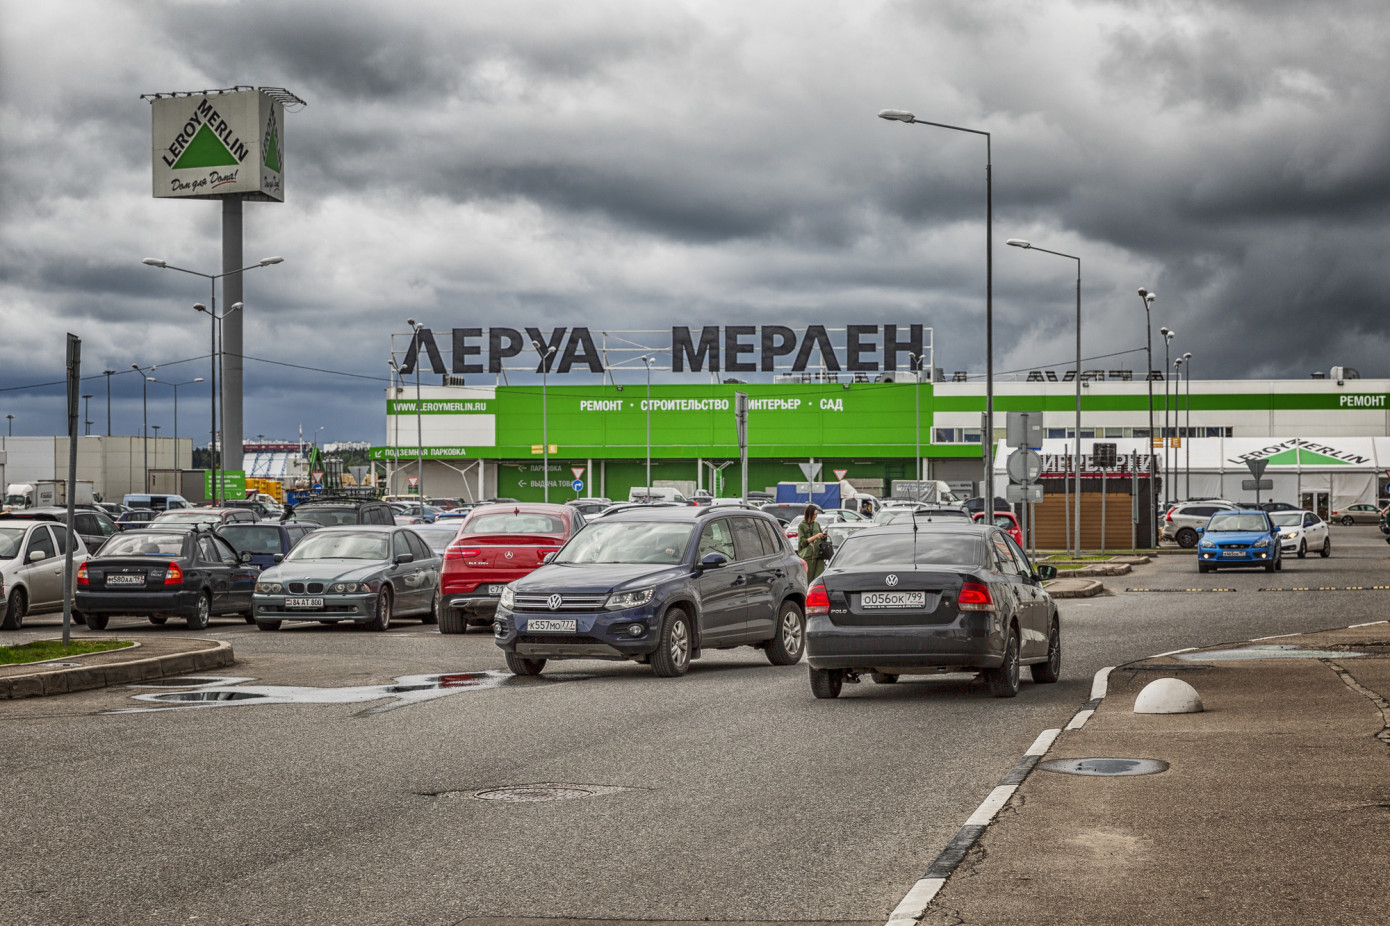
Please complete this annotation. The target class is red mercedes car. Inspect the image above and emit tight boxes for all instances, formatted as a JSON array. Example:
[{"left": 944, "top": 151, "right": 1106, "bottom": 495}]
[{"left": 437, "top": 503, "right": 583, "bottom": 634}]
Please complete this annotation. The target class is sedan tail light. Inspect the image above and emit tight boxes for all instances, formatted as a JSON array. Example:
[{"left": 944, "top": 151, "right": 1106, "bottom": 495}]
[
  {"left": 806, "top": 583, "right": 830, "bottom": 616},
  {"left": 77, "top": 563, "right": 89, "bottom": 586},
  {"left": 444, "top": 544, "right": 481, "bottom": 561},
  {"left": 957, "top": 581, "right": 995, "bottom": 612},
  {"left": 163, "top": 562, "right": 184, "bottom": 586}
]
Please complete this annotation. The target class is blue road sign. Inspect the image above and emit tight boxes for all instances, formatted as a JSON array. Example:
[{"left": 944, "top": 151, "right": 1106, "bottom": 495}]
[
  {"left": 312, "top": 483, "right": 324, "bottom": 495},
  {"left": 572, "top": 479, "right": 584, "bottom": 492}
]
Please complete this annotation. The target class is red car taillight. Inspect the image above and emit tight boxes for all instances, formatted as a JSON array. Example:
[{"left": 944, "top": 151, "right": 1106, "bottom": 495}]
[
  {"left": 538, "top": 548, "right": 559, "bottom": 560},
  {"left": 163, "top": 562, "right": 184, "bottom": 586},
  {"left": 77, "top": 563, "right": 89, "bottom": 586},
  {"left": 958, "top": 581, "right": 995, "bottom": 612},
  {"left": 806, "top": 584, "right": 830, "bottom": 616},
  {"left": 444, "top": 544, "right": 480, "bottom": 561},
  {"left": 1165, "top": 508, "right": 1174, "bottom": 522}
]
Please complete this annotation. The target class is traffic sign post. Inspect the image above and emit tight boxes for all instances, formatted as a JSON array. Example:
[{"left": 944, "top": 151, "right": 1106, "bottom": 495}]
[
  {"left": 1246, "top": 459, "right": 1271, "bottom": 506},
  {"left": 572, "top": 479, "right": 584, "bottom": 494}
]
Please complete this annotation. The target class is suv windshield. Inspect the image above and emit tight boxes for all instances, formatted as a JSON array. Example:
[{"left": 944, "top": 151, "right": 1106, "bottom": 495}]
[
  {"left": 285, "top": 532, "right": 389, "bottom": 561},
  {"left": 1207, "top": 513, "right": 1271, "bottom": 532},
  {"left": 834, "top": 532, "right": 982, "bottom": 568},
  {"left": 291, "top": 507, "right": 361, "bottom": 527},
  {"left": 219, "top": 525, "right": 284, "bottom": 554},
  {"left": 557, "top": 521, "right": 695, "bottom": 565}
]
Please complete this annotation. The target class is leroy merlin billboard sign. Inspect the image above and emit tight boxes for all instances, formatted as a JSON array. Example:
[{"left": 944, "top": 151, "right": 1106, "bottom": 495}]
[{"left": 150, "top": 90, "right": 284, "bottom": 201}]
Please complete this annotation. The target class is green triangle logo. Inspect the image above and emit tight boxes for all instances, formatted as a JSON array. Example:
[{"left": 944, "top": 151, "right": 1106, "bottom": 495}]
[
  {"left": 1297, "top": 449, "right": 1349, "bottom": 466},
  {"left": 171, "top": 124, "right": 239, "bottom": 170},
  {"left": 1262, "top": 448, "right": 1349, "bottom": 466},
  {"left": 263, "top": 111, "right": 281, "bottom": 173}
]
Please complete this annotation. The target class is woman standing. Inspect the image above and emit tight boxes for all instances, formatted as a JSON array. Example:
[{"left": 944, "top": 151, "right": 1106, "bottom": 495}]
[{"left": 796, "top": 504, "right": 829, "bottom": 580}]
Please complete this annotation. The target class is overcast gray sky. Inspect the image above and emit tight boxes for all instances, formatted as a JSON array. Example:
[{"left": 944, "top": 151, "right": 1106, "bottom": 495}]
[{"left": 3, "top": 0, "right": 1389, "bottom": 445}]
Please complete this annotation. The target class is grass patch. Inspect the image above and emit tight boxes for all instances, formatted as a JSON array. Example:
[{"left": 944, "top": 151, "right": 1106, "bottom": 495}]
[
  {"left": 0, "top": 639, "right": 133, "bottom": 666},
  {"left": 1045, "top": 554, "right": 1112, "bottom": 561},
  {"left": 1051, "top": 563, "right": 1092, "bottom": 570}
]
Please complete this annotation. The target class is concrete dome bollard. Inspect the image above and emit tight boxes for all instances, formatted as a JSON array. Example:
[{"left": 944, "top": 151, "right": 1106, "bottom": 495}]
[{"left": 1133, "top": 677, "right": 1204, "bottom": 714}]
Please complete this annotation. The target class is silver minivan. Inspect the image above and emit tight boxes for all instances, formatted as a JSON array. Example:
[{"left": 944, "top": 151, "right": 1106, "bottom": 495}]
[{"left": 1162, "top": 501, "right": 1237, "bottom": 548}]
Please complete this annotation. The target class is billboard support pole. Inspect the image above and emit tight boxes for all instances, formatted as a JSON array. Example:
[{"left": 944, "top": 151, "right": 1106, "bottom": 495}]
[
  {"left": 735, "top": 392, "right": 748, "bottom": 501},
  {"left": 223, "top": 197, "right": 243, "bottom": 475}
]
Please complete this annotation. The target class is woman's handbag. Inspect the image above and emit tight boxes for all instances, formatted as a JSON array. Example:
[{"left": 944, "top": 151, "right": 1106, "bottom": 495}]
[{"left": 817, "top": 537, "right": 835, "bottom": 560}]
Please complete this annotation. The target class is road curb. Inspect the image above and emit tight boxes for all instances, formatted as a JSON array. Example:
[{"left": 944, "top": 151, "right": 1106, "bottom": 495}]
[
  {"left": 1044, "top": 579, "right": 1105, "bottom": 598},
  {"left": 1, "top": 639, "right": 235, "bottom": 699}
]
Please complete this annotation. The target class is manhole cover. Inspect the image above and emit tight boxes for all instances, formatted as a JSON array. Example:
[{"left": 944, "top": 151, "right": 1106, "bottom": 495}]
[
  {"left": 1039, "top": 758, "right": 1169, "bottom": 777},
  {"left": 474, "top": 786, "right": 597, "bottom": 802}
]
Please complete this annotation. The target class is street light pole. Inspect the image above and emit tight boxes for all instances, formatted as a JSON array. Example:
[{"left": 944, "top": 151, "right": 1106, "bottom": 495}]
[
  {"left": 408, "top": 319, "right": 426, "bottom": 507},
  {"left": 879, "top": 109, "right": 994, "bottom": 506},
  {"left": 1161, "top": 328, "right": 1175, "bottom": 509},
  {"left": 1138, "top": 289, "right": 1157, "bottom": 546},
  {"left": 5, "top": 414, "right": 12, "bottom": 437},
  {"left": 132, "top": 363, "right": 156, "bottom": 492},
  {"left": 148, "top": 377, "right": 204, "bottom": 471},
  {"left": 82, "top": 394, "right": 93, "bottom": 436},
  {"left": 1174, "top": 357, "right": 1184, "bottom": 503},
  {"left": 1007, "top": 239, "right": 1082, "bottom": 557},
  {"left": 909, "top": 353, "right": 923, "bottom": 481},
  {"left": 144, "top": 256, "right": 283, "bottom": 504},
  {"left": 641, "top": 356, "right": 654, "bottom": 490},
  {"left": 1183, "top": 352, "right": 1192, "bottom": 499},
  {"left": 532, "top": 340, "right": 558, "bottom": 502}
]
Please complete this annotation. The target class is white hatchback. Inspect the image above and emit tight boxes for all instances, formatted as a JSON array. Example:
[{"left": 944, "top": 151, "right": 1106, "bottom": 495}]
[{"left": 1269, "top": 510, "right": 1330, "bottom": 559}]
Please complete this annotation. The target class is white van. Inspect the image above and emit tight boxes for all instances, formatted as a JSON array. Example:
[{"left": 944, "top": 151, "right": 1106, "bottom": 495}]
[
  {"left": 121, "top": 493, "right": 193, "bottom": 511},
  {"left": 627, "top": 486, "right": 690, "bottom": 504}
]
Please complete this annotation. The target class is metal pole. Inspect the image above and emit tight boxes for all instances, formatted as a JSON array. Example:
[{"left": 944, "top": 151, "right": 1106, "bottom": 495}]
[
  {"left": 1140, "top": 291, "right": 1156, "bottom": 546},
  {"left": 82, "top": 394, "right": 92, "bottom": 436},
  {"left": 985, "top": 141, "right": 994, "bottom": 515},
  {"left": 210, "top": 282, "right": 218, "bottom": 505},
  {"left": 416, "top": 340, "right": 424, "bottom": 506},
  {"left": 913, "top": 354, "right": 922, "bottom": 481},
  {"left": 104, "top": 370, "right": 115, "bottom": 436},
  {"left": 141, "top": 371, "right": 148, "bottom": 491},
  {"left": 541, "top": 363, "right": 548, "bottom": 503},
  {"left": 222, "top": 198, "right": 244, "bottom": 474},
  {"left": 63, "top": 333, "right": 80, "bottom": 646},
  {"left": 1163, "top": 334, "right": 1172, "bottom": 508},
  {"left": 1185, "top": 353, "right": 1192, "bottom": 498},
  {"left": 645, "top": 358, "right": 653, "bottom": 490},
  {"left": 1073, "top": 263, "right": 1081, "bottom": 557}
]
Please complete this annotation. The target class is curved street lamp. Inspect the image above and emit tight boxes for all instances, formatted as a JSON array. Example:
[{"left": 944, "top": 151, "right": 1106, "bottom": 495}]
[
  {"left": 1007, "top": 238, "right": 1082, "bottom": 557},
  {"left": 879, "top": 108, "right": 994, "bottom": 507},
  {"left": 408, "top": 319, "right": 426, "bottom": 508}
]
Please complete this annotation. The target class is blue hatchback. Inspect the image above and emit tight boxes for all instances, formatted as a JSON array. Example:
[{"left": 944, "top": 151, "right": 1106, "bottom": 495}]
[{"left": 1197, "top": 509, "right": 1283, "bottom": 573}]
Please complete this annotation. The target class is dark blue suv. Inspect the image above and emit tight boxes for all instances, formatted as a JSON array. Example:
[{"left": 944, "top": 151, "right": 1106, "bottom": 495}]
[{"left": 494, "top": 507, "right": 808, "bottom": 677}]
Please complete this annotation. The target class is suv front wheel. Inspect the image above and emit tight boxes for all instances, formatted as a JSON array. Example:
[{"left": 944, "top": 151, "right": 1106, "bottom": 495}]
[
  {"left": 650, "top": 608, "right": 692, "bottom": 678},
  {"left": 1175, "top": 527, "right": 1198, "bottom": 548}
]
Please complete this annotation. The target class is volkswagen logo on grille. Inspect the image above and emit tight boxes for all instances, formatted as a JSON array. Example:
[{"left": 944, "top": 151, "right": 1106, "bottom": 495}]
[
  {"left": 547, "top": 594, "right": 563, "bottom": 611},
  {"left": 504, "top": 551, "right": 514, "bottom": 560},
  {"left": 885, "top": 574, "right": 899, "bottom": 587}
]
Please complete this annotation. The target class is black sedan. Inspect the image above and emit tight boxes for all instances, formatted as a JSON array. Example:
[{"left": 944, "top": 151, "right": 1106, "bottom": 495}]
[
  {"left": 804, "top": 523, "right": 1060, "bottom": 699},
  {"left": 76, "top": 528, "right": 259, "bottom": 630}
]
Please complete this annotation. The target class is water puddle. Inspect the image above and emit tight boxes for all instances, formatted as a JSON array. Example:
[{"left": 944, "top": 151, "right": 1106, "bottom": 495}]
[
  {"left": 1177, "top": 644, "right": 1367, "bottom": 662},
  {"left": 106, "top": 671, "right": 593, "bottom": 715}
]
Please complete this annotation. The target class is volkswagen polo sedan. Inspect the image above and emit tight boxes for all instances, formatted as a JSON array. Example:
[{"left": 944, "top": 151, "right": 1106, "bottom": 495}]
[{"left": 804, "top": 523, "right": 1060, "bottom": 699}]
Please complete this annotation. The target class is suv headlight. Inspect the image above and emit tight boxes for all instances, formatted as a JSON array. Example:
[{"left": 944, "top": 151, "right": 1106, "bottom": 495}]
[
  {"left": 605, "top": 587, "right": 655, "bottom": 610},
  {"left": 499, "top": 586, "right": 515, "bottom": 609}
]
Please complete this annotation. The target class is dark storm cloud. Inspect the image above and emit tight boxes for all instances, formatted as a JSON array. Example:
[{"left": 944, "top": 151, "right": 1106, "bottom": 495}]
[{"left": 5, "top": 0, "right": 1390, "bottom": 445}]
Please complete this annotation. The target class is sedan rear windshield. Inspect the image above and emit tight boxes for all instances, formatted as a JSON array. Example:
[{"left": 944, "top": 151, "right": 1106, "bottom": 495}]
[
  {"left": 99, "top": 532, "right": 188, "bottom": 557},
  {"left": 833, "top": 533, "right": 983, "bottom": 568},
  {"left": 556, "top": 521, "right": 695, "bottom": 565},
  {"left": 1269, "top": 511, "right": 1306, "bottom": 527},
  {"left": 290, "top": 507, "right": 361, "bottom": 526},
  {"left": 1206, "top": 513, "right": 1271, "bottom": 532},
  {"left": 285, "top": 532, "right": 389, "bottom": 561},
  {"left": 877, "top": 508, "right": 971, "bottom": 525},
  {"left": 463, "top": 513, "right": 565, "bottom": 535},
  {"left": 219, "top": 525, "right": 284, "bottom": 554}
]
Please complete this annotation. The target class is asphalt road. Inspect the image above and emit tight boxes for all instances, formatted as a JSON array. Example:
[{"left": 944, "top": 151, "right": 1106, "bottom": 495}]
[{"left": 3, "top": 525, "right": 1387, "bottom": 926}]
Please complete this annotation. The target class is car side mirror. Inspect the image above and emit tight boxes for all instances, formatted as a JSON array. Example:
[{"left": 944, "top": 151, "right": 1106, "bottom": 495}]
[
  {"left": 699, "top": 552, "right": 729, "bottom": 569},
  {"left": 394, "top": 552, "right": 415, "bottom": 565},
  {"left": 28, "top": 550, "right": 46, "bottom": 563},
  {"left": 272, "top": 553, "right": 284, "bottom": 563},
  {"left": 240, "top": 551, "right": 253, "bottom": 564},
  {"left": 1035, "top": 564, "right": 1058, "bottom": 581},
  {"left": 1195, "top": 527, "right": 1204, "bottom": 535},
  {"left": 542, "top": 552, "right": 556, "bottom": 564}
]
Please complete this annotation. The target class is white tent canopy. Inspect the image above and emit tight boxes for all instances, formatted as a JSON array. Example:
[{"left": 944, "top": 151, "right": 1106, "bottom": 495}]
[{"left": 993, "top": 437, "right": 1389, "bottom": 510}]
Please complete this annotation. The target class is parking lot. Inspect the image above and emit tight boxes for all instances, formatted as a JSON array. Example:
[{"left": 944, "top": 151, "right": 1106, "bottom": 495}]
[{"left": 3, "top": 525, "right": 1388, "bottom": 926}]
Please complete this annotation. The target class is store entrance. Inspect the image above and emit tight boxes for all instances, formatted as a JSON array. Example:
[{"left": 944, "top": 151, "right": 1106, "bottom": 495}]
[{"left": 1299, "top": 491, "right": 1330, "bottom": 519}]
